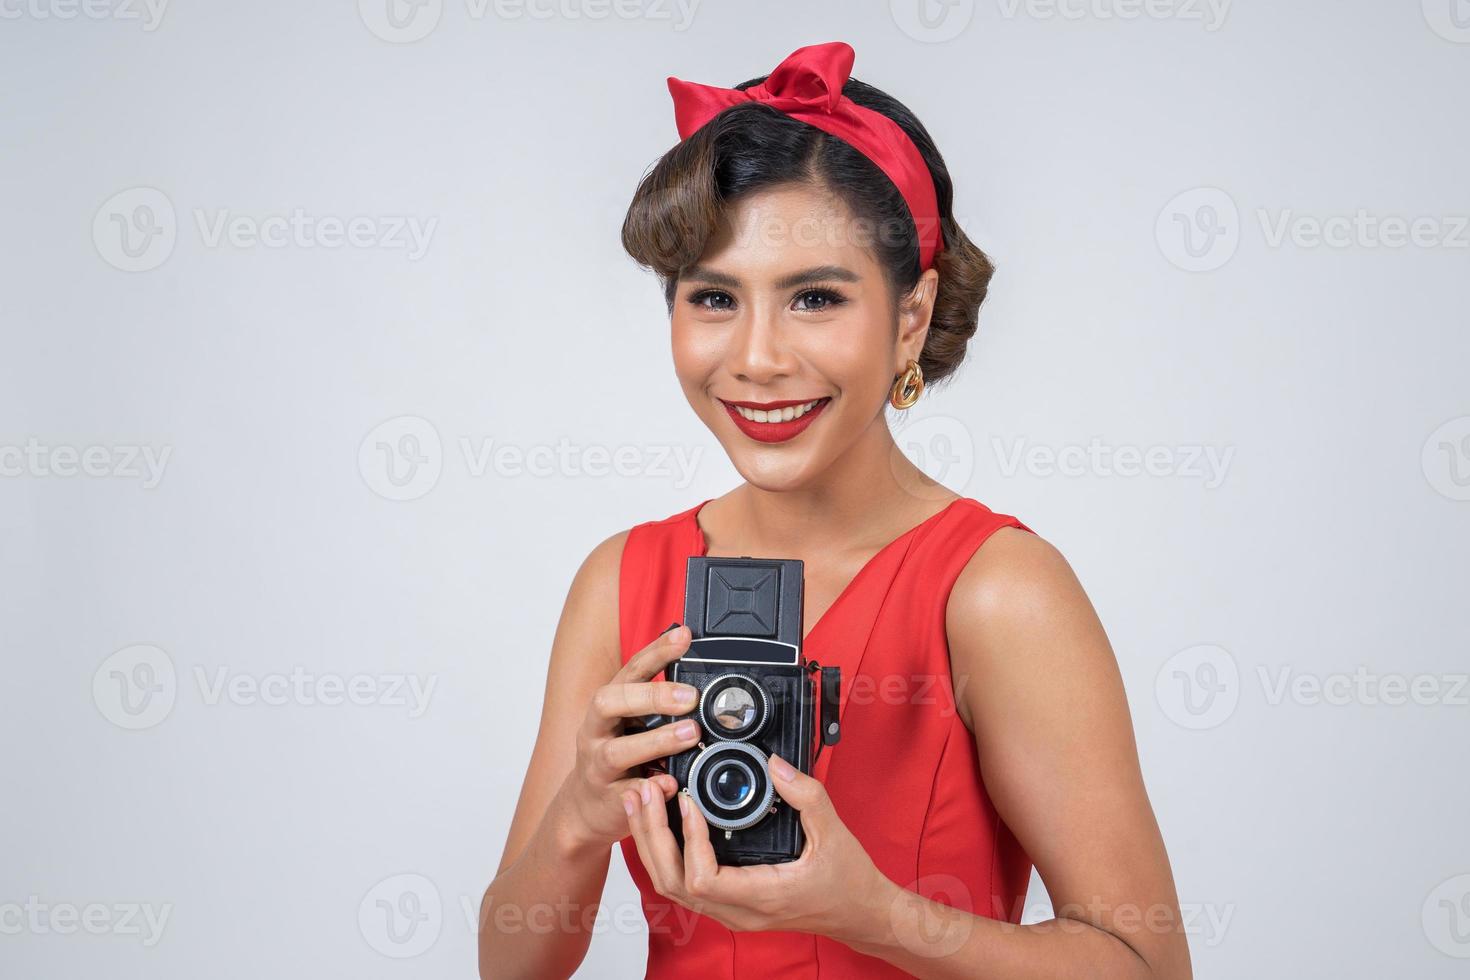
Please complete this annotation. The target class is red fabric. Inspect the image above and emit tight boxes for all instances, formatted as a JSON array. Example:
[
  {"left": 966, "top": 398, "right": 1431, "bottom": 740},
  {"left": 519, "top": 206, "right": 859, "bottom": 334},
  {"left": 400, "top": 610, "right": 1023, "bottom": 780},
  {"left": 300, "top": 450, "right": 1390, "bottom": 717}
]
[
  {"left": 666, "top": 40, "right": 945, "bottom": 272},
  {"left": 616, "top": 497, "right": 1034, "bottom": 977}
]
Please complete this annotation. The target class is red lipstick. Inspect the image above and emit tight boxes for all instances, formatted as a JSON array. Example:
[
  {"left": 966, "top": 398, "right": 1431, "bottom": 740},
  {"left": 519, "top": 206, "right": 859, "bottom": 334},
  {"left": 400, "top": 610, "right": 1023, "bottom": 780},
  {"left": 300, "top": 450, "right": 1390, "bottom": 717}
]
[{"left": 719, "top": 397, "right": 831, "bottom": 444}]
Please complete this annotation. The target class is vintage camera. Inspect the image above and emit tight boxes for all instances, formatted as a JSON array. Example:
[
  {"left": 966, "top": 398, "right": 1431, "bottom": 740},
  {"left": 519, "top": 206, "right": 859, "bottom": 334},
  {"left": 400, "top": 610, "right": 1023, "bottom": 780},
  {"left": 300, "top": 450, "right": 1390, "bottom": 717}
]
[{"left": 640, "top": 556, "right": 840, "bottom": 866}]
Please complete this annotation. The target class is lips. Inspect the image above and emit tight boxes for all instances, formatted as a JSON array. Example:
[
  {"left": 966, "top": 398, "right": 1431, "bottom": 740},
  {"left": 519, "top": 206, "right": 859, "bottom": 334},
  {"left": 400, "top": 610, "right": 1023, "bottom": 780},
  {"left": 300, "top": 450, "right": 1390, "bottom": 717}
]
[{"left": 719, "top": 397, "right": 831, "bottom": 444}]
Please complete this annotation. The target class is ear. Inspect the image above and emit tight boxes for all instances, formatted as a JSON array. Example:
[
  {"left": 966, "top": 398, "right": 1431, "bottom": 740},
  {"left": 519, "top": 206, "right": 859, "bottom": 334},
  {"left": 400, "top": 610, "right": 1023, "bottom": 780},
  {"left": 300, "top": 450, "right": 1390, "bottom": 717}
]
[{"left": 895, "top": 267, "right": 938, "bottom": 372}]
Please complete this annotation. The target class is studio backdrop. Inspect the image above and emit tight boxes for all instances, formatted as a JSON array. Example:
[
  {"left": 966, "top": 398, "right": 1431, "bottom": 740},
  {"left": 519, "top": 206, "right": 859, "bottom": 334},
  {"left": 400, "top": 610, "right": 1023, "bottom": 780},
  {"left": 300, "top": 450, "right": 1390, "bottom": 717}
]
[{"left": 2, "top": 2, "right": 1467, "bottom": 978}]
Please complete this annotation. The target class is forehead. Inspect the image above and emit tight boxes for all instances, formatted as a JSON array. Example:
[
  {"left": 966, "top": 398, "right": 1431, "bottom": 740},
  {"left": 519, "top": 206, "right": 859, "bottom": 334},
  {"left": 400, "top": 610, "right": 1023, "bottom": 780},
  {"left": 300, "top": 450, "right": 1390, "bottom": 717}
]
[{"left": 699, "top": 183, "right": 880, "bottom": 278}]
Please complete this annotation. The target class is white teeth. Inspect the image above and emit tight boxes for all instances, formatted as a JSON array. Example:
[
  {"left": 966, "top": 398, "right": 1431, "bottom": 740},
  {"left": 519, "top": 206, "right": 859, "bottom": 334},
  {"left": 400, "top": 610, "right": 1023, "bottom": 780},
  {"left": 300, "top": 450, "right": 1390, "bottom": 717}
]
[{"left": 733, "top": 399, "right": 824, "bottom": 423}]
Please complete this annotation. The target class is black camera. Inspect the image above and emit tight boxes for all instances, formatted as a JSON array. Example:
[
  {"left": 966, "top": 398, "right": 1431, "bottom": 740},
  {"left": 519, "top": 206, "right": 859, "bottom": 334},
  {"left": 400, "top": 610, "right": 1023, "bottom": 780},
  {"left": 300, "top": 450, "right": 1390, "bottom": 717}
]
[{"left": 643, "top": 556, "right": 840, "bottom": 866}]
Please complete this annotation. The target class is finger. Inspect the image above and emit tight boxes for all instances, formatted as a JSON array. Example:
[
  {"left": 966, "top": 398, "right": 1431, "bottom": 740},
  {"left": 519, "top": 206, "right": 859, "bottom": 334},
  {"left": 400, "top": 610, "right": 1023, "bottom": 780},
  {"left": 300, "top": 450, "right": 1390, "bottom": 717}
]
[
  {"left": 767, "top": 753, "right": 834, "bottom": 835},
  {"left": 612, "top": 624, "right": 691, "bottom": 685},
  {"left": 611, "top": 771, "right": 679, "bottom": 802},
  {"left": 622, "top": 785, "right": 665, "bottom": 887},
  {"left": 638, "top": 773, "right": 691, "bottom": 898},
  {"left": 678, "top": 790, "right": 773, "bottom": 909},
  {"left": 624, "top": 780, "right": 682, "bottom": 899},
  {"left": 594, "top": 718, "right": 701, "bottom": 778},
  {"left": 589, "top": 679, "right": 699, "bottom": 726},
  {"left": 679, "top": 789, "right": 721, "bottom": 895}
]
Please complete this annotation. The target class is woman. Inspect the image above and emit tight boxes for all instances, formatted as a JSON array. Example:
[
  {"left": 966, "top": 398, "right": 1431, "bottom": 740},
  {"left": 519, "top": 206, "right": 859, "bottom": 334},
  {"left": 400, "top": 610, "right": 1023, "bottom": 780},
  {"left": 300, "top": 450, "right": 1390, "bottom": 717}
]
[{"left": 480, "top": 41, "right": 1191, "bottom": 979}]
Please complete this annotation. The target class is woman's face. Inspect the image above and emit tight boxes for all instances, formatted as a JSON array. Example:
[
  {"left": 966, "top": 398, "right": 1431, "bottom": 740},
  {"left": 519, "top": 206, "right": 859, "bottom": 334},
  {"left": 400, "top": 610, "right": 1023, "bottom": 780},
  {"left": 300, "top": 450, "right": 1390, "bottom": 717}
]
[{"left": 670, "top": 184, "right": 935, "bottom": 492}]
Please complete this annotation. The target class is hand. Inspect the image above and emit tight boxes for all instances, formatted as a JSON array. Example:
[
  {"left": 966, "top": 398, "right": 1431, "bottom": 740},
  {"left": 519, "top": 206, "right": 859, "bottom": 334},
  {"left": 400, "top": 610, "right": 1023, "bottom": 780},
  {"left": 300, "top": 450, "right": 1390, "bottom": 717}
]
[
  {"left": 554, "top": 625, "right": 704, "bottom": 849},
  {"left": 622, "top": 750, "right": 890, "bottom": 941}
]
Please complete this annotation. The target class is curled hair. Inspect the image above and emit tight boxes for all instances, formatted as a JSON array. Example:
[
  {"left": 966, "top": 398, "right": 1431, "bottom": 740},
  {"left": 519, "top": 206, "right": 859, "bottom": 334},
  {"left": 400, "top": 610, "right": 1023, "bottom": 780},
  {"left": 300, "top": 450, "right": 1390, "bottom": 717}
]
[{"left": 621, "top": 73, "right": 994, "bottom": 387}]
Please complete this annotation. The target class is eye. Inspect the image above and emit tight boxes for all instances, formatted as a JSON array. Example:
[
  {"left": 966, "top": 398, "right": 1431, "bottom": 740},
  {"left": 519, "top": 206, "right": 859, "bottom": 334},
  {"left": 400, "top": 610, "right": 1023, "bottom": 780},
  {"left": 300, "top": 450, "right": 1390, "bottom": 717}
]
[
  {"left": 792, "top": 287, "right": 847, "bottom": 313},
  {"left": 688, "top": 289, "right": 735, "bottom": 312}
]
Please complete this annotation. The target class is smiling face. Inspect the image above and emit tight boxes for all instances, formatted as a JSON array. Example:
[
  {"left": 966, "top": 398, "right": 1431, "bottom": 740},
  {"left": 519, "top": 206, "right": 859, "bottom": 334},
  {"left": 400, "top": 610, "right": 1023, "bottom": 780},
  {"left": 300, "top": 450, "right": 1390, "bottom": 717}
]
[{"left": 670, "top": 183, "right": 937, "bottom": 492}]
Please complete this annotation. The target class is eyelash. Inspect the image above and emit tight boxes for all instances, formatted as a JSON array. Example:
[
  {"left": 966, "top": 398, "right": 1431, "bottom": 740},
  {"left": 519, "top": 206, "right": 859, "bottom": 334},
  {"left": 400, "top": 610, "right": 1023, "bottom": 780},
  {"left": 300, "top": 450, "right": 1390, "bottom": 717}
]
[{"left": 686, "top": 286, "right": 849, "bottom": 314}]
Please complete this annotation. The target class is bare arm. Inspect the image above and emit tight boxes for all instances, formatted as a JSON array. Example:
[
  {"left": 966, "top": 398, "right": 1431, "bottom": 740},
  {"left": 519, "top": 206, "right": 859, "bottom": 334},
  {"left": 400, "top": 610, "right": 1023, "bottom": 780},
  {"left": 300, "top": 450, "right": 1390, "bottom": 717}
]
[
  {"left": 836, "top": 528, "right": 1193, "bottom": 978},
  {"left": 476, "top": 529, "right": 698, "bottom": 979}
]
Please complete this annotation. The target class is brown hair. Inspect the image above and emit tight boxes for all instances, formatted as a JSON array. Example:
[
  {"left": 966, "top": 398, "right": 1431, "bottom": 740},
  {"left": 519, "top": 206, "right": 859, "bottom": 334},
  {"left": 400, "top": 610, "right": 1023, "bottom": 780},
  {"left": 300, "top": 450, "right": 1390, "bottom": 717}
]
[{"left": 621, "top": 73, "right": 995, "bottom": 388}]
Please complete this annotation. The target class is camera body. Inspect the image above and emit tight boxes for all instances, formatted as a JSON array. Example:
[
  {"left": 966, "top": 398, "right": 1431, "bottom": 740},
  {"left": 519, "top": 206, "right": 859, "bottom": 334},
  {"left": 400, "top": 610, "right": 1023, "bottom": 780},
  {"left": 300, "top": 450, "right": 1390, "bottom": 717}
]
[{"left": 654, "top": 555, "right": 840, "bottom": 866}]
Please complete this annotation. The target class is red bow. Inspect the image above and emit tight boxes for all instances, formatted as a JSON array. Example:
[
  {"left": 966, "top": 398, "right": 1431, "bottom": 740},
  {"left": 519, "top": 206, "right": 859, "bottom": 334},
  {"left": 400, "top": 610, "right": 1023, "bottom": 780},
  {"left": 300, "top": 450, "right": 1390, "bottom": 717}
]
[{"left": 667, "top": 41, "right": 944, "bottom": 271}]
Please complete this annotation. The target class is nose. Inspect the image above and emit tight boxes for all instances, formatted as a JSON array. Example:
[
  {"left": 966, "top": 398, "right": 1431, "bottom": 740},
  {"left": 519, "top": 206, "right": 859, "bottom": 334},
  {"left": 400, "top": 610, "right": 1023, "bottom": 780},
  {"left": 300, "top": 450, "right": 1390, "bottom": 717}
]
[{"left": 726, "top": 302, "right": 795, "bottom": 385}]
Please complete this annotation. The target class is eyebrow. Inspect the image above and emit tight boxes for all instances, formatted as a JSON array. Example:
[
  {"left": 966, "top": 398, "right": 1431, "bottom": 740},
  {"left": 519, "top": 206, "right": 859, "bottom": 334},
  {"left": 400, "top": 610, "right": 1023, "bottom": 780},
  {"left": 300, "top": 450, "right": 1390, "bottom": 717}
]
[{"left": 682, "top": 264, "right": 862, "bottom": 291}]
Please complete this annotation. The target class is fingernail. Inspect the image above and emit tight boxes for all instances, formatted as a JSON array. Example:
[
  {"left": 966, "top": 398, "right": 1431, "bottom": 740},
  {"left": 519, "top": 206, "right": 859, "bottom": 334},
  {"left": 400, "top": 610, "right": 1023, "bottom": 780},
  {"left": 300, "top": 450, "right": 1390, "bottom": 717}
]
[
  {"left": 668, "top": 625, "right": 689, "bottom": 643},
  {"left": 675, "top": 720, "right": 698, "bottom": 738},
  {"left": 673, "top": 685, "right": 696, "bottom": 705},
  {"left": 622, "top": 794, "right": 636, "bottom": 816},
  {"left": 770, "top": 754, "right": 796, "bottom": 782},
  {"left": 678, "top": 794, "right": 689, "bottom": 817},
  {"left": 639, "top": 781, "right": 652, "bottom": 805}
]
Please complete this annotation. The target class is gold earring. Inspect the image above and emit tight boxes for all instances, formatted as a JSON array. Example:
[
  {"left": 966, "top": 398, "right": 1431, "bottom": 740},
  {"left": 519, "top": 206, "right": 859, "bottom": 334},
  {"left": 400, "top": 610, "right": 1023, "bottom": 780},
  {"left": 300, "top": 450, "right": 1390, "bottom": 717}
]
[{"left": 890, "top": 358, "right": 924, "bottom": 409}]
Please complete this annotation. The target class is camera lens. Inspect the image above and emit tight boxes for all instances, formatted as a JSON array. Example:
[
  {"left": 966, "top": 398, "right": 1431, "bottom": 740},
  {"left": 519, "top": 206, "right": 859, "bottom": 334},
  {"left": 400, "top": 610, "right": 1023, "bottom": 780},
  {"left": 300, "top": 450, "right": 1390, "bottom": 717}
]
[
  {"left": 686, "top": 741, "right": 775, "bottom": 832},
  {"left": 710, "top": 687, "right": 756, "bottom": 731},
  {"left": 708, "top": 759, "right": 754, "bottom": 808},
  {"left": 697, "top": 674, "right": 770, "bottom": 741}
]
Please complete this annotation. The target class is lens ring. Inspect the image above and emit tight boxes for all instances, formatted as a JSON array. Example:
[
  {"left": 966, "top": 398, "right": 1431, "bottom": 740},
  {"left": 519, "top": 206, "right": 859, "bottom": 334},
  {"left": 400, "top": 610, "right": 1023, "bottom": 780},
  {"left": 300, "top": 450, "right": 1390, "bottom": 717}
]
[
  {"left": 696, "top": 673, "right": 771, "bottom": 741},
  {"left": 685, "top": 741, "right": 775, "bottom": 832}
]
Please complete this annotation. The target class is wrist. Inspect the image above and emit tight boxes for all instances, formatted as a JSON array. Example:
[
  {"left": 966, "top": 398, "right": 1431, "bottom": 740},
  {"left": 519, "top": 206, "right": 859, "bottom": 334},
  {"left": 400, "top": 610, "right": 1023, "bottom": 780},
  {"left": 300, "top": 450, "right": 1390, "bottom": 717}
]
[
  {"left": 830, "top": 864, "right": 903, "bottom": 952},
  {"left": 546, "top": 789, "right": 608, "bottom": 861}
]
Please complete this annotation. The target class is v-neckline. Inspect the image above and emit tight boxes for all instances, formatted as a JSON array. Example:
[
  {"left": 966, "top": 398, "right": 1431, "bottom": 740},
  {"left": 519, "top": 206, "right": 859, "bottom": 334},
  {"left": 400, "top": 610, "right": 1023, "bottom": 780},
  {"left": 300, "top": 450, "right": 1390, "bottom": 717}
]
[{"left": 688, "top": 497, "right": 965, "bottom": 647}]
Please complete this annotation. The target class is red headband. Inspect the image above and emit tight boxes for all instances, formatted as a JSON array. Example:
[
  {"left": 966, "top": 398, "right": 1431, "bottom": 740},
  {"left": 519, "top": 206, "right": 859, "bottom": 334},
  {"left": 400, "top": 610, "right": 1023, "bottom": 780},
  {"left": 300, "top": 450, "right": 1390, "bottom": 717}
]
[{"left": 667, "top": 40, "right": 945, "bottom": 272}]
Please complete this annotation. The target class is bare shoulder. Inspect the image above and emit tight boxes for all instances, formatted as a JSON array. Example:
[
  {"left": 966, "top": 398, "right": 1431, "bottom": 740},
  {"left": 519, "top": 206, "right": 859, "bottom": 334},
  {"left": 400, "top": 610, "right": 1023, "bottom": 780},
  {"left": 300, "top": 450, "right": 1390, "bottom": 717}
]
[
  {"left": 555, "top": 527, "right": 632, "bottom": 677},
  {"left": 945, "top": 526, "right": 1120, "bottom": 732},
  {"left": 947, "top": 525, "right": 1093, "bottom": 628}
]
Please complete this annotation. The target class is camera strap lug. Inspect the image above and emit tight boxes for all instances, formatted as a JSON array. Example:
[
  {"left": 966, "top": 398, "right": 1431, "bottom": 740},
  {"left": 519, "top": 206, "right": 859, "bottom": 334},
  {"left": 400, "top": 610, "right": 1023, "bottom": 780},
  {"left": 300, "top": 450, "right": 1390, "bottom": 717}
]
[{"left": 805, "top": 660, "right": 842, "bottom": 767}]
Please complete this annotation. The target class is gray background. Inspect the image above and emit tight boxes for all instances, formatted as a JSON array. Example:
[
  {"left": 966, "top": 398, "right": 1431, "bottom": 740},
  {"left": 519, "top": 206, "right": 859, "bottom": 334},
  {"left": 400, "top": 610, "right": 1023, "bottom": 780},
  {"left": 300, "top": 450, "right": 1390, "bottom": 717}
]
[{"left": 2, "top": 1, "right": 1467, "bottom": 977}]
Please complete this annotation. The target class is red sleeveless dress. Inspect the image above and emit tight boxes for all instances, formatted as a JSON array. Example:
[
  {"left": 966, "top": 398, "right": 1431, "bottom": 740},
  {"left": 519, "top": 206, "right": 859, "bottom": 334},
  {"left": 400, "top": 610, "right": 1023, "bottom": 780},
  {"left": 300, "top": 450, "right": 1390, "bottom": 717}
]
[{"left": 616, "top": 496, "right": 1035, "bottom": 978}]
